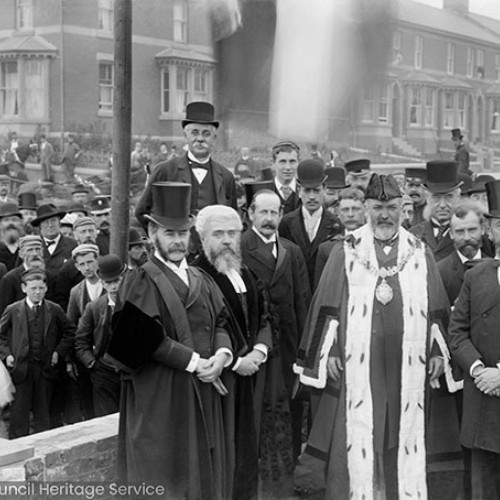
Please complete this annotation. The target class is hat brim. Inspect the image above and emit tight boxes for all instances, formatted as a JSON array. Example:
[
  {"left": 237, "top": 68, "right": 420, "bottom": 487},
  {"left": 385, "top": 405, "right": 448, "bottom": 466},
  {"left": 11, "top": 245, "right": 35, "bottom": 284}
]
[
  {"left": 19, "top": 206, "right": 37, "bottom": 211},
  {"left": 90, "top": 208, "right": 111, "bottom": 215},
  {"left": 423, "top": 181, "right": 463, "bottom": 194},
  {"left": 181, "top": 119, "right": 220, "bottom": 129},
  {"left": 129, "top": 239, "right": 148, "bottom": 247},
  {"left": 346, "top": 170, "right": 371, "bottom": 177},
  {"left": 97, "top": 263, "right": 127, "bottom": 282},
  {"left": 298, "top": 175, "right": 329, "bottom": 189},
  {"left": 483, "top": 211, "right": 500, "bottom": 219},
  {"left": 325, "top": 182, "right": 350, "bottom": 189},
  {"left": 144, "top": 214, "right": 194, "bottom": 231},
  {"left": 31, "top": 211, "right": 66, "bottom": 227},
  {"left": 0, "top": 212, "right": 22, "bottom": 220}
]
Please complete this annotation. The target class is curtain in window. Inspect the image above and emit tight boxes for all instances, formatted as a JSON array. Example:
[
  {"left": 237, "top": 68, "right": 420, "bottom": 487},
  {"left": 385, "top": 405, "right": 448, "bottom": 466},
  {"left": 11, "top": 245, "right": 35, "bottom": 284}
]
[
  {"left": 25, "top": 60, "right": 44, "bottom": 118},
  {"left": 1, "top": 62, "right": 19, "bottom": 116}
]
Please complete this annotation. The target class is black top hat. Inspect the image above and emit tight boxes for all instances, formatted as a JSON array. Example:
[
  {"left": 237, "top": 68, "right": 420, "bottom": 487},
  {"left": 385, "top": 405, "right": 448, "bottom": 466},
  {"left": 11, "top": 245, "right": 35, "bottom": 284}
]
[
  {"left": 451, "top": 128, "right": 463, "bottom": 140},
  {"left": 18, "top": 191, "right": 37, "bottom": 210},
  {"left": 405, "top": 167, "right": 426, "bottom": 181},
  {"left": 260, "top": 167, "right": 274, "bottom": 181},
  {"left": 468, "top": 174, "right": 496, "bottom": 194},
  {"left": 365, "top": 174, "right": 401, "bottom": 201},
  {"left": 68, "top": 202, "right": 90, "bottom": 215},
  {"left": 424, "top": 160, "right": 462, "bottom": 194},
  {"left": 97, "top": 254, "right": 127, "bottom": 281},
  {"left": 297, "top": 159, "right": 327, "bottom": 188},
  {"left": 0, "top": 202, "right": 22, "bottom": 219},
  {"left": 485, "top": 180, "right": 500, "bottom": 218},
  {"left": 345, "top": 159, "right": 371, "bottom": 175},
  {"left": 244, "top": 181, "right": 274, "bottom": 207},
  {"left": 181, "top": 101, "right": 219, "bottom": 129},
  {"left": 144, "top": 182, "right": 193, "bottom": 230},
  {"left": 129, "top": 227, "right": 147, "bottom": 247},
  {"left": 325, "top": 167, "right": 349, "bottom": 189},
  {"left": 90, "top": 196, "right": 111, "bottom": 214},
  {"left": 31, "top": 204, "right": 66, "bottom": 227},
  {"left": 459, "top": 173, "right": 473, "bottom": 195},
  {"left": 71, "top": 183, "right": 89, "bottom": 195}
]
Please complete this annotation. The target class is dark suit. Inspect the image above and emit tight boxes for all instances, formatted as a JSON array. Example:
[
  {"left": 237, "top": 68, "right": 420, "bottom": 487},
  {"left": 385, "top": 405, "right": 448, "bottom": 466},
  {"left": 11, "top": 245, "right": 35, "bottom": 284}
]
[
  {"left": 278, "top": 208, "right": 342, "bottom": 290},
  {"left": 0, "top": 242, "right": 19, "bottom": 271},
  {"left": 438, "top": 250, "right": 470, "bottom": 306},
  {"left": 42, "top": 235, "right": 78, "bottom": 274},
  {"left": 53, "top": 257, "right": 83, "bottom": 310},
  {"left": 0, "top": 299, "right": 75, "bottom": 437},
  {"left": 410, "top": 221, "right": 454, "bottom": 262},
  {"left": 135, "top": 153, "right": 236, "bottom": 228},
  {"left": 241, "top": 228, "right": 311, "bottom": 459},
  {"left": 271, "top": 182, "right": 301, "bottom": 215}
]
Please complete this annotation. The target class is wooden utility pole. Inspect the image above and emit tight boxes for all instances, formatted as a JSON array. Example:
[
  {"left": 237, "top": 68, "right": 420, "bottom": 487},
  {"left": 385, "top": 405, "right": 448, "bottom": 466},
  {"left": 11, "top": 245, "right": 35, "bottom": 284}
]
[{"left": 110, "top": 0, "right": 132, "bottom": 261}]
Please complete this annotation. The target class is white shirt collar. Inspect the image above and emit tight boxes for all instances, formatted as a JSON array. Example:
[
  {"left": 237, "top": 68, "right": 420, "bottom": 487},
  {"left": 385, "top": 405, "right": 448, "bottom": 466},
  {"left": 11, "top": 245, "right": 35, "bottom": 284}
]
[
  {"left": 302, "top": 205, "right": 323, "bottom": 221},
  {"left": 45, "top": 234, "right": 61, "bottom": 246},
  {"left": 26, "top": 297, "right": 42, "bottom": 309},
  {"left": 224, "top": 268, "right": 247, "bottom": 294},
  {"left": 154, "top": 250, "right": 188, "bottom": 271},
  {"left": 187, "top": 151, "right": 210, "bottom": 165},
  {"left": 251, "top": 225, "right": 277, "bottom": 244},
  {"left": 456, "top": 248, "right": 482, "bottom": 263},
  {"left": 274, "top": 177, "right": 297, "bottom": 193}
]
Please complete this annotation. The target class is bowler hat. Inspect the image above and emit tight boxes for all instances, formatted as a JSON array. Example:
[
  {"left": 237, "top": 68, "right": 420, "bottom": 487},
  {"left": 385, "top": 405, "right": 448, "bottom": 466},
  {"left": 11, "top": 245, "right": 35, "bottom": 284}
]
[
  {"left": 31, "top": 204, "right": 66, "bottom": 227},
  {"left": 260, "top": 167, "right": 274, "bottom": 181},
  {"left": 468, "top": 174, "right": 495, "bottom": 194},
  {"left": 71, "top": 183, "right": 89, "bottom": 195},
  {"left": 424, "top": 161, "right": 462, "bottom": 194},
  {"left": 365, "top": 174, "right": 401, "bottom": 201},
  {"left": 90, "top": 196, "right": 111, "bottom": 214},
  {"left": 144, "top": 182, "right": 193, "bottom": 230},
  {"left": 0, "top": 202, "right": 22, "bottom": 219},
  {"left": 405, "top": 167, "right": 426, "bottom": 181},
  {"left": 97, "top": 254, "right": 127, "bottom": 281},
  {"left": 129, "top": 227, "right": 147, "bottom": 247},
  {"left": 297, "top": 160, "right": 327, "bottom": 188},
  {"left": 181, "top": 101, "right": 219, "bottom": 129},
  {"left": 451, "top": 128, "right": 463, "bottom": 140},
  {"left": 18, "top": 191, "right": 37, "bottom": 210},
  {"left": 484, "top": 180, "right": 500, "bottom": 218},
  {"left": 325, "top": 167, "right": 349, "bottom": 189},
  {"left": 345, "top": 159, "right": 370, "bottom": 175},
  {"left": 244, "top": 181, "right": 274, "bottom": 207}
]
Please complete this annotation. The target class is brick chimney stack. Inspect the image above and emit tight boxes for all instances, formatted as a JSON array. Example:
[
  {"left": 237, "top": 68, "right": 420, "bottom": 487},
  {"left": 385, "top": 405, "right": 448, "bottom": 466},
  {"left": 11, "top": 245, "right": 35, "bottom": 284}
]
[{"left": 443, "top": 0, "right": 469, "bottom": 16}]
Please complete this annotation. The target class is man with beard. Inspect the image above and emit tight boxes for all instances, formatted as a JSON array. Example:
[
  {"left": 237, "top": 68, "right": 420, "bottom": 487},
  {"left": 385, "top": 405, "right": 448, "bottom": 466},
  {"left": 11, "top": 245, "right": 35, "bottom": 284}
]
[
  {"left": 127, "top": 228, "right": 149, "bottom": 269},
  {"left": 295, "top": 173, "right": 451, "bottom": 499},
  {"left": 0, "top": 202, "right": 24, "bottom": 270},
  {"left": 192, "top": 205, "right": 273, "bottom": 500},
  {"left": 110, "top": 182, "right": 236, "bottom": 499},
  {"left": 323, "top": 167, "right": 349, "bottom": 216},
  {"left": 279, "top": 160, "right": 342, "bottom": 292},
  {"left": 405, "top": 167, "right": 427, "bottom": 227},
  {"left": 241, "top": 189, "right": 311, "bottom": 480},
  {"left": 0, "top": 175, "right": 16, "bottom": 204}
]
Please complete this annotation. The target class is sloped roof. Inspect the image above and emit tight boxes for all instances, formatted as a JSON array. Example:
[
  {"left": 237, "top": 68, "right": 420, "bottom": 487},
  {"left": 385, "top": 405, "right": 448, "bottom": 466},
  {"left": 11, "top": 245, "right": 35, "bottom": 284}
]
[
  {"left": 155, "top": 47, "right": 216, "bottom": 64},
  {"left": 0, "top": 35, "right": 57, "bottom": 56},
  {"left": 398, "top": 0, "right": 500, "bottom": 46},
  {"left": 440, "top": 76, "right": 472, "bottom": 89},
  {"left": 403, "top": 70, "right": 440, "bottom": 84}
]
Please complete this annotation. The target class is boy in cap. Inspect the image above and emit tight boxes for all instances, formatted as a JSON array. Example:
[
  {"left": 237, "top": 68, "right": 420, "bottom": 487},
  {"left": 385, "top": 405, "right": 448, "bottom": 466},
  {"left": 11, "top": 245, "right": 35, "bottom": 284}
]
[{"left": 0, "top": 268, "right": 75, "bottom": 438}]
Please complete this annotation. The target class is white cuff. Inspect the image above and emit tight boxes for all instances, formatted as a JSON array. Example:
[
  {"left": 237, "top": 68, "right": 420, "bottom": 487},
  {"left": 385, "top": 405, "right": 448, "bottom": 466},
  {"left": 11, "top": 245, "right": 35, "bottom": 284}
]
[
  {"left": 186, "top": 352, "right": 200, "bottom": 373},
  {"left": 470, "top": 359, "right": 485, "bottom": 378},
  {"left": 232, "top": 357, "right": 243, "bottom": 371},
  {"left": 215, "top": 348, "right": 233, "bottom": 367},
  {"left": 253, "top": 343, "right": 268, "bottom": 363}
]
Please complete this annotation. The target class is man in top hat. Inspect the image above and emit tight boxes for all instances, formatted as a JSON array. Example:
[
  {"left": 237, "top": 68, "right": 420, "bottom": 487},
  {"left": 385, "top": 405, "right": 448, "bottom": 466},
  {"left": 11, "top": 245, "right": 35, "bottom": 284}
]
[
  {"left": 279, "top": 159, "right": 342, "bottom": 291},
  {"left": 323, "top": 166, "right": 349, "bottom": 215},
  {"left": 405, "top": 167, "right": 427, "bottom": 227},
  {"left": 448, "top": 179, "right": 500, "bottom": 499},
  {"left": 127, "top": 227, "right": 149, "bottom": 269},
  {"left": 112, "top": 181, "right": 237, "bottom": 498},
  {"left": 451, "top": 128, "right": 471, "bottom": 176},
  {"left": 18, "top": 192, "right": 38, "bottom": 225},
  {"left": 344, "top": 158, "right": 372, "bottom": 191},
  {"left": 75, "top": 254, "right": 126, "bottom": 417},
  {"left": 295, "top": 173, "right": 451, "bottom": 499},
  {"left": 467, "top": 174, "right": 495, "bottom": 212},
  {"left": 71, "top": 184, "right": 90, "bottom": 206},
  {"left": 0, "top": 202, "right": 24, "bottom": 271},
  {"left": 270, "top": 140, "right": 302, "bottom": 215},
  {"left": 31, "top": 204, "right": 78, "bottom": 274},
  {"left": 0, "top": 174, "right": 15, "bottom": 205},
  {"left": 241, "top": 188, "right": 311, "bottom": 469},
  {"left": 411, "top": 160, "right": 464, "bottom": 262},
  {"left": 135, "top": 101, "right": 237, "bottom": 229}
]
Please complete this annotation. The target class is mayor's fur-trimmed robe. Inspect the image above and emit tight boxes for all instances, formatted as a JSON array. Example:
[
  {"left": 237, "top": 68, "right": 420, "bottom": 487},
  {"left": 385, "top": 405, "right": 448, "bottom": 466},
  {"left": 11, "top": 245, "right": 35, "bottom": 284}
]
[{"left": 294, "top": 225, "right": 452, "bottom": 499}]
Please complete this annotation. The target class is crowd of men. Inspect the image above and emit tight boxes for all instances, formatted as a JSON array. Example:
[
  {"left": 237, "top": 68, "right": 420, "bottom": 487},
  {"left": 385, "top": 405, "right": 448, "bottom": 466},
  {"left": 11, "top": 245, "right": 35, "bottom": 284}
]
[{"left": 0, "top": 100, "right": 500, "bottom": 500}]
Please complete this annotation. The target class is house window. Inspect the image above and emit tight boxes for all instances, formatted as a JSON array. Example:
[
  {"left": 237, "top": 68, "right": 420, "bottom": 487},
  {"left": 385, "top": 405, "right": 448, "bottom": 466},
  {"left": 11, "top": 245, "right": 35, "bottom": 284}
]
[
  {"left": 25, "top": 60, "right": 43, "bottom": 118},
  {"left": 161, "top": 68, "right": 170, "bottom": 114},
  {"left": 0, "top": 62, "right": 19, "bottom": 117},
  {"left": 467, "top": 48, "right": 474, "bottom": 78},
  {"left": 176, "top": 66, "right": 190, "bottom": 111},
  {"left": 174, "top": 0, "right": 188, "bottom": 43},
  {"left": 458, "top": 92, "right": 467, "bottom": 129},
  {"left": 16, "top": 0, "right": 33, "bottom": 31},
  {"left": 496, "top": 55, "right": 500, "bottom": 82},
  {"left": 443, "top": 92, "right": 454, "bottom": 129},
  {"left": 98, "top": 62, "right": 113, "bottom": 113},
  {"left": 98, "top": 0, "right": 114, "bottom": 32},
  {"left": 446, "top": 43, "right": 455, "bottom": 75},
  {"left": 393, "top": 31, "right": 401, "bottom": 54},
  {"left": 491, "top": 99, "right": 500, "bottom": 132},
  {"left": 362, "top": 85, "right": 374, "bottom": 122},
  {"left": 414, "top": 35, "right": 423, "bottom": 69},
  {"left": 424, "top": 88, "right": 435, "bottom": 127},
  {"left": 193, "top": 68, "right": 209, "bottom": 101},
  {"left": 409, "top": 87, "right": 421, "bottom": 126},
  {"left": 378, "top": 84, "right": 389, "bottom": 123},
  {"left": 477, "top": 49, "right": 485, "bottom": 78}
]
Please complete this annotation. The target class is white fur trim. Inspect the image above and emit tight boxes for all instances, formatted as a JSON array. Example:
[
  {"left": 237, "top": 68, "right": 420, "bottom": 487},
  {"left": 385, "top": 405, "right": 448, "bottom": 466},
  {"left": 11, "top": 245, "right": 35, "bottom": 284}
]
[{"left": 293, "top": 318, "right": 338, "bottom": 389}]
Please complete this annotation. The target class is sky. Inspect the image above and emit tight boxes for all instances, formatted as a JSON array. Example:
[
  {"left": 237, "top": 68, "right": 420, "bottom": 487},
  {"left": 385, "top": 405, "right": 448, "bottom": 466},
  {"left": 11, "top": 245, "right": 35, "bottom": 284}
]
[{"left": 413, "top": 0, "right": 500, "bottom": 20}]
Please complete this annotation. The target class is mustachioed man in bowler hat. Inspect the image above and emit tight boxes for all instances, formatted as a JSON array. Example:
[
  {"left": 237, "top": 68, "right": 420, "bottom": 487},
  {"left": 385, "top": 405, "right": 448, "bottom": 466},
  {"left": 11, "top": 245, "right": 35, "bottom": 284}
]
[
  {"left": 135, "top": 102, "right": 237, "bottom": 231},
  {"left": 111, "top": 181, "right": 240, "bottom": 499},
  {"left": 295, "top": 173, "right": 452, "bottom": 499}
]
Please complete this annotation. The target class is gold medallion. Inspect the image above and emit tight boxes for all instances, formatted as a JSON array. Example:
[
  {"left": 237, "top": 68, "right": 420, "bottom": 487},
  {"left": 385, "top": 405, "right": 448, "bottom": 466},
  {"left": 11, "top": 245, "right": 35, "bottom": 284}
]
[{"left": 375, "top": 278, "right": 393, "bottom": 305}]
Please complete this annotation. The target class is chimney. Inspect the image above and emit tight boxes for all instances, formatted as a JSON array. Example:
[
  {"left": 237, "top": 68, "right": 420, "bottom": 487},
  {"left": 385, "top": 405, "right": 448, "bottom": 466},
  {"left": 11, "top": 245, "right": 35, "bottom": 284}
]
[{"left": 443, "top": 0, "right": 469, "bottom": 16}]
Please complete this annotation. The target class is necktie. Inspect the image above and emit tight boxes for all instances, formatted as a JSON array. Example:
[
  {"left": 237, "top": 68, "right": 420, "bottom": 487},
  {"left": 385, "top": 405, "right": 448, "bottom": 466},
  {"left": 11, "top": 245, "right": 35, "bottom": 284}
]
[
  {"left": 46, "top": 240, "right": 56, "bottom": 248},
  {"left": 33, "top": 305, "right": 39, "bottom": 315},
  {"left": 265, "top": 241, "right": 277, "bottom": 259},
  {"left": 189, "top": 161, "right": 209, "bottom": 170},
  {"left": 281, "top": 185, "right": 292, "bottom": 200}
]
